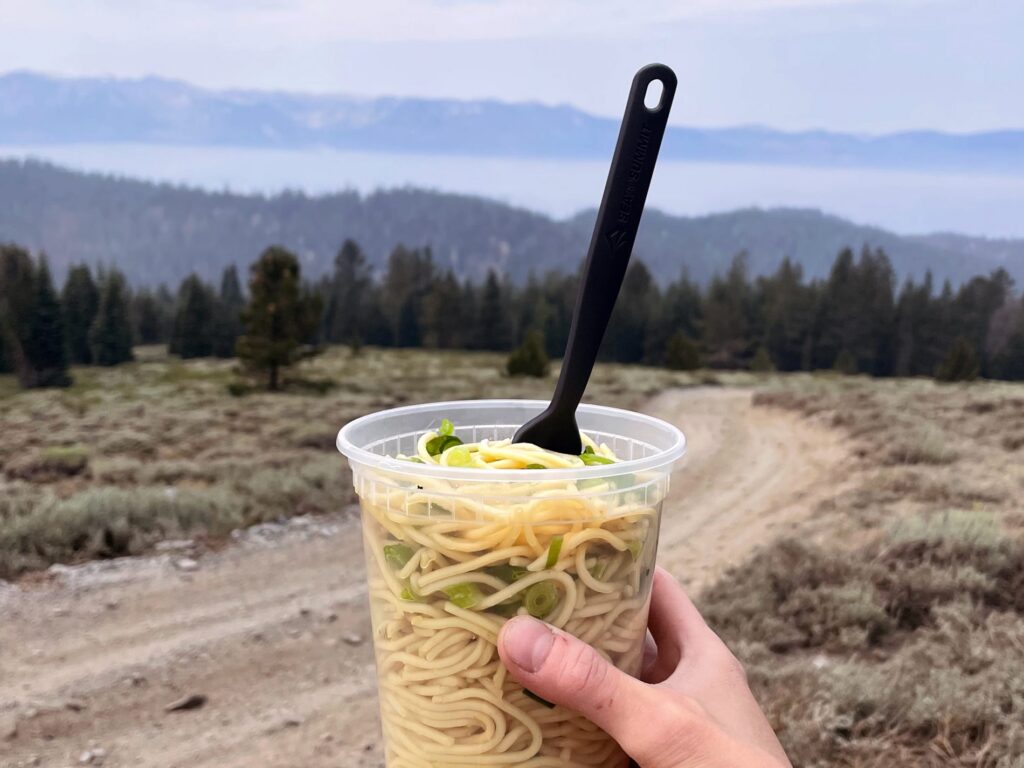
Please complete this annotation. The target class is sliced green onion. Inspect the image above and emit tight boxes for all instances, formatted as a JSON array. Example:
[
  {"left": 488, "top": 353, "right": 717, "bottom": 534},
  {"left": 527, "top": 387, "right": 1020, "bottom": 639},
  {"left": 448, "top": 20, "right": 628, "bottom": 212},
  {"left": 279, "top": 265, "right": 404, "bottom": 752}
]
[
  {"left": 400, "top": 582, "right": 424, "bottom": 602},
  {"left": 525, "top": 463, "right": 547, "bottom": 469},
  {"left": 426, "top": 434, "right": 463, "bottom": 456},
  {"left": 446, "top": 446, "right": 474, "bottom": 467},
  {"left": 439, "top": 418, "right": 455, "bottom": 436},
  {"left": 580, "top": 453, "right": 614, "bottom": 466},
  {"left": 524, "top": 581, "right": 558, "bottom": 618},
  {"left": 627, "top": 540, "right": 644, "bottom": 561},
  {"left": 443, "top": 583, "right": 484, "bottom": 609},
  {"left": 523, "top": 688, "right": 555, "bottom": 709},
  {"left": 591, "top": 560, "right": 607, "bottom": 580},
  {"left": 384, "top": 543, "right": 415, "bottom": 570},
  {"left": 545, "top": 535, "right": 564, "bottom": 569},
  {"left": 581, "top": 446, "right": 595, "bottom": 455},
  {"left": 485, "top": 564, "right": 529, "bottom": 583}
]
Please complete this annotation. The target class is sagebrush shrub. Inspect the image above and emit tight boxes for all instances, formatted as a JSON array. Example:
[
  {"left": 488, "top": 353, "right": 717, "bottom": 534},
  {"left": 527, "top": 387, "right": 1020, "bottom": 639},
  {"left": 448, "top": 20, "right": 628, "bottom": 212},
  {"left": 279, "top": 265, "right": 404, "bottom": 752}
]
[{"left": 702, "top": 516, "right": 1024, "bottom": 767}]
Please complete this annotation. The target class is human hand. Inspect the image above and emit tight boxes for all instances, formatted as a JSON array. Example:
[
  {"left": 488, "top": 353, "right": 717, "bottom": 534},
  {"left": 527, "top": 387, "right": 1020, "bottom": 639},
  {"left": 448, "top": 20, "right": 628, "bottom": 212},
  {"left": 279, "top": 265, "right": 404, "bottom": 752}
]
[{"left": 497, "top": 567, "right": 791, "bottom": 768}]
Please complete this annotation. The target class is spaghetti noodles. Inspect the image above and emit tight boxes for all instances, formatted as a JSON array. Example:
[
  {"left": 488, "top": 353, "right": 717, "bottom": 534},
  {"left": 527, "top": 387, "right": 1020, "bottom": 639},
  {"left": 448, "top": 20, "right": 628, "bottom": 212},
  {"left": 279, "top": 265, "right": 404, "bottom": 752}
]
[{"left": 356, "top": 419, "right": 663, "bottom": 767}]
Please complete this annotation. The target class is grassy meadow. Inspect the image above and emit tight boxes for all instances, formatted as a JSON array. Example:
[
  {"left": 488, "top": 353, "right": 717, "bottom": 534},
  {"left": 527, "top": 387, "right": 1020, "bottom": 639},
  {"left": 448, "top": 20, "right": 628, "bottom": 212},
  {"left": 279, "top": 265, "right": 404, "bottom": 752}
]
[
  {"left": 708, "top": 377, "right": 1024, "bottom": 767},
  {"left": 2, "top": 348, "right": 1022, "bottom": 766},
  {"left": 0, "top": 346, "right": 720, "bottom": 578}
]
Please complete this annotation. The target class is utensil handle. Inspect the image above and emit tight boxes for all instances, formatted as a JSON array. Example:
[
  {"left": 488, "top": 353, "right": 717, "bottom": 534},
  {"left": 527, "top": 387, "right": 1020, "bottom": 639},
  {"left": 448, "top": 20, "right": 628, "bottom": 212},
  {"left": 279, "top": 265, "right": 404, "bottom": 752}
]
[{"left": 549, "top": 63, "right": 676, "bottom": 415}]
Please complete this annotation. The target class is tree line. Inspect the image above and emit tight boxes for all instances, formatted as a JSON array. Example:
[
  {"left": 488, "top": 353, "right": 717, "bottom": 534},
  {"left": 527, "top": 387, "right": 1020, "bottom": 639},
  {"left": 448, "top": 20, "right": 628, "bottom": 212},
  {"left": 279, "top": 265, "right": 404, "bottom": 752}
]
[{"left": 2, "top": 238, "right": 1023, "bottom": 390}]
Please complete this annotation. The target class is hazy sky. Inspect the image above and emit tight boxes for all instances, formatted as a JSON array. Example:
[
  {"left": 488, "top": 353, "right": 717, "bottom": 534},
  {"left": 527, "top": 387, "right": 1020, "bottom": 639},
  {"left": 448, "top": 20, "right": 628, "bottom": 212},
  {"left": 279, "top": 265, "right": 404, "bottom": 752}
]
[{"left": 0, "top": 0, "right": 1020, "bottom": 132}]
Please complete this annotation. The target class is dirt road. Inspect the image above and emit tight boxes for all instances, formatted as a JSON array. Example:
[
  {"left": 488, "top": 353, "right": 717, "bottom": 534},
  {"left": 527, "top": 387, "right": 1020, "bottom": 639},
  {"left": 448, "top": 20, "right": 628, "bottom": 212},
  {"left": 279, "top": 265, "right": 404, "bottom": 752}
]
[{"left": 0, "top": 388, "right": 847, "bottom": 768}]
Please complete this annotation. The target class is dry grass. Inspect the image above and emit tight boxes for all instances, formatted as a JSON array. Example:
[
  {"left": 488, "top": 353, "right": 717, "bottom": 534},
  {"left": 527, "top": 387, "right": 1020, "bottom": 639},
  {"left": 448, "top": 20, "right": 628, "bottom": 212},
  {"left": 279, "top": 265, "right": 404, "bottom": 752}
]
[
  {"left": 730, "top": 375, "right": 1024, "bottom": 767},
  {"left": 0, "top": 346, "right": 725, "bottom": 577},
  {"left": 703, "top": 513, "right": 1024, "bottom": 767},
  {"left": 5, "top": 352, "right": 1024, "bottom": 766}
]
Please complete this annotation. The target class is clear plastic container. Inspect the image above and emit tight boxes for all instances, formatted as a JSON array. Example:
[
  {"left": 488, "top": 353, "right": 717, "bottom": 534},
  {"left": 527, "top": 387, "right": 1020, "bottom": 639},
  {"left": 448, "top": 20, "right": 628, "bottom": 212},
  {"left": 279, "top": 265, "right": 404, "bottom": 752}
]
[{"left": 337, "top": 400, "right": 686, "bottom": 768}]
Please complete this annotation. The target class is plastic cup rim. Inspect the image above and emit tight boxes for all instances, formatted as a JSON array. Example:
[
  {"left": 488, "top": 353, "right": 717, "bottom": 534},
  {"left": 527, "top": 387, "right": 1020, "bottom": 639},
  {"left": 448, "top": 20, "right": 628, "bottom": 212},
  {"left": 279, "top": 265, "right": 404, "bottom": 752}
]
[{"left": 336, "top": 398, "right": 687, "bottom": 483}]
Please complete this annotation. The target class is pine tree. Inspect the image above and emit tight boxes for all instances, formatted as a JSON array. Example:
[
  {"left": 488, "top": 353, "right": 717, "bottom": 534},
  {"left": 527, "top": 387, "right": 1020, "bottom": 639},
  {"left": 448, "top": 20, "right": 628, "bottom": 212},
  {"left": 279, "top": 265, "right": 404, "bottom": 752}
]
[
  {"left": 89, "top": 269, "right": 134, "bottom": 366},
  {"left": 236, "top": 247, "right": 322, "bottom": 390},
  {"left": 894, "top": 274, "right": 941, "bottom": 377},
  {"left": 604, "top": 261, "right": 657, "bottom": 363},
  {"left": 813, "top": 248, "right": 857, "bottom": 370},
  {"left": 132, "top": 288, "right": 166, "bottom": 344},
  {"left": 953, "top": 269, "right": 1013, "bottom": 376},
  {"left": 396, "top": 295, "right": 422, "bottom": 348},
  {"left": 382, "top": 245, "right": 433, "bottom": 347},
  {"left": 704, "top": 253, "right": 756, "bottom": 368},
  {"left": 811, "top": 247, "right": 896, "bottom": 374},
  {"left": 477, "top": 269, "right": 512, "bottom": 351},
  {"left": 646, "top": 270, "right": 702, "bottom": 366},
  {"left": 211, "top": 265, "right": 244, "bottom": 358},
  {"left": 540, "top": 272, "right": 577, "bottom": 359},
  {"left": 20, "top": 256, "right": 72, "bottom": 388},
  {"left": 323, "top": 240, "right": 372, "bottom": 347},
  {"left": 61, "top": 264, "right": 100, "bottom": 364},
  {"left": 761, "top": 259, "right": 816, "bottom": 371},
  {"left": 992, "top": 328, "right": 1024, "bottom": 380},
  {"left": 170, "top": 274, "right": 215, "bottom": 359},
  {"left": 422, "top": 270, "right": 465, "bottom": 348},
  {"left": 0, "top": 244, "right": 35, "bottom": 378}
]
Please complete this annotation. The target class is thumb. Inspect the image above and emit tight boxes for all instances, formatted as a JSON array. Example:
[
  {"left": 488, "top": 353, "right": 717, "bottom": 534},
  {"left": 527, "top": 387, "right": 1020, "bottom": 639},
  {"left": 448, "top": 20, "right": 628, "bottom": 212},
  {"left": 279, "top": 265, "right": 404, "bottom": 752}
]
[{"left": 498, "top": 616, "right": 686, "bottom": 765}]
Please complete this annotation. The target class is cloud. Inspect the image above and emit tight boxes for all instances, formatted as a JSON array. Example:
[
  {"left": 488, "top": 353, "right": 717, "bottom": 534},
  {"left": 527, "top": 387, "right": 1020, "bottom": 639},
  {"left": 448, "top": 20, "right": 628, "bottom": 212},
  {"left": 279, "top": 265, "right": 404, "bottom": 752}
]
[
  {"left": 0, "top": 0, "right": 1016, "bottom": 133},
  {"left": 0, "top": 0, "right": 904, "bottom": 46}
]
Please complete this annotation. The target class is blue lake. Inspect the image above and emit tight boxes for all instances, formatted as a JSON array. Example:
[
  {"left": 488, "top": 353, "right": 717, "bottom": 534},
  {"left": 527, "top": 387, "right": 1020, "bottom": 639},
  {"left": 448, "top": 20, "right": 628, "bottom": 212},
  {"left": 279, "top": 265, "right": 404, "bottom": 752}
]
[{"left": 3, "top": 143, "right": 1023, "bottom": 238}]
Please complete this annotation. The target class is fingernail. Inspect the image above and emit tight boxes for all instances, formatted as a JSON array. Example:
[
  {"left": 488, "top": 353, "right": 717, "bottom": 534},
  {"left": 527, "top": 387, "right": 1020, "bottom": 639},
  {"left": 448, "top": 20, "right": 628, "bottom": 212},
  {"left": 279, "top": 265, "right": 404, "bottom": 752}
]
[{"left": 503, "top": 616, "right": 554, "bottom": 673}]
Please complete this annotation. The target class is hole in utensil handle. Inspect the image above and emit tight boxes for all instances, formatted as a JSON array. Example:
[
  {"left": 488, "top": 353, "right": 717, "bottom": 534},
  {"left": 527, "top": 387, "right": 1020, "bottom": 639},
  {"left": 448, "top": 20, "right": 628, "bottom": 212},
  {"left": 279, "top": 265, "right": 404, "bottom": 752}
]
[{"left": 644, "top": 79, "right": 665, "bottom": 111}]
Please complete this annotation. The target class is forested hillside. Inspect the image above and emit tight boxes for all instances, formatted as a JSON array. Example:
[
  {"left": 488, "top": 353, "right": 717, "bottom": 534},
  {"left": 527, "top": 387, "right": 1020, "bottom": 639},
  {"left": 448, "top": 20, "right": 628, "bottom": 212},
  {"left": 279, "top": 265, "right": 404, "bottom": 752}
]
[
  {"left": 4, "top": 238, "right": 1023, "bottom": 389},
  {"left": 3, "top": 159, "right": 1023, "bottom": 289}
]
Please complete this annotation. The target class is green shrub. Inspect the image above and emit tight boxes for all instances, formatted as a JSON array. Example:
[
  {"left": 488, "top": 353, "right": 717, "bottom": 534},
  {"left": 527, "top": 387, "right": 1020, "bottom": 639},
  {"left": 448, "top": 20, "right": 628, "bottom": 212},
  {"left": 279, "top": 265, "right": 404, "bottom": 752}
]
[
  {"left": 99, "top": 429, "right": 156, "bottom": 457},
  {"left": 702, "top": 516, "right": 1024, "bottom": 766},
  {"left": 226, "top": 380, "right": 254, "bottom": 397},
  {"left": 284, "top": 376, "right": 336, "bottom": 395},
  {"left": 506, "top": 330, "right": 549, "bottom": 378},
  {"left": 935, "top": 336, "right": 980, "bottom": 383},
  {"left": 233, "top": 455, "right": 350, "bottom": 525},
  {"left": 291, "top": 425, "right": 340, "bottom": 450},
  {"left": 5, "top": 444, "right": 89, "bottom": 481},
  {"left": 664, "top": 331, "right": 701, "bottom": 371},
  {"left": 0, "top": 482, "right": 46, "bottom": 524},
  {"left": 0, "top": 486, "right": 243, "bottom": 577},
  {"left": 832, "top": 348, "right": 858, "bottom": 375},
  {"left": 882, "top": 428, "right": 958, "bottom": 466},
  {"left": 749, "top": 345, "right": 776, "bottom": 373}
]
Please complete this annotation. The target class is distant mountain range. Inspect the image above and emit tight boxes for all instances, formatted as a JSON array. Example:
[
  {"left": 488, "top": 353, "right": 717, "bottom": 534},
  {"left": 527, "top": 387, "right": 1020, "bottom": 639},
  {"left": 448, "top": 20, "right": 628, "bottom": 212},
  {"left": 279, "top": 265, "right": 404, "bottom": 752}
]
[
  {"left": 2, "top": 72, "right": 1023, "bottom": 174},
  {"left": 2, "top": 159, "right": 1022, "bottom": 289}
]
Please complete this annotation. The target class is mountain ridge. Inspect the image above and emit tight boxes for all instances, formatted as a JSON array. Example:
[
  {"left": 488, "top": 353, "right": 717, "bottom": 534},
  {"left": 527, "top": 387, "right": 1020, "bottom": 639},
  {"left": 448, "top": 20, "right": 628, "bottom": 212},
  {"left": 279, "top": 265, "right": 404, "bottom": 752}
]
[
  {"left": 2, "top": 159, "right": 1023, "bottom": 290},
  {"left": 2, "top": 71, "right": 1023, "bottom": 173}
]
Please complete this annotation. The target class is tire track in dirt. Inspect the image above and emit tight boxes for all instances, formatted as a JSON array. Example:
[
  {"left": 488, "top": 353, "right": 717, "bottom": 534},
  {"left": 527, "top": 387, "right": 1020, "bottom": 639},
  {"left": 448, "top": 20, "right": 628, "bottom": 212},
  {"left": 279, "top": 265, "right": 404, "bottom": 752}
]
[
  {"left": 647, "top": 388, "right": 848, "bottom": 591},
  {"left": 0, "top": 388, "right": 847, "bottom": 768}
]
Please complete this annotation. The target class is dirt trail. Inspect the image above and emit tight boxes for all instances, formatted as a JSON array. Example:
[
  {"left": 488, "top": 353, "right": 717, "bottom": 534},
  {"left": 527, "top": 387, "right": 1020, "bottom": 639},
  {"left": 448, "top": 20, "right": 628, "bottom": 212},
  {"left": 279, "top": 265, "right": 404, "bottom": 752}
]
[{"left": 0, "top": 388, "right": 847, "bottom": 768}]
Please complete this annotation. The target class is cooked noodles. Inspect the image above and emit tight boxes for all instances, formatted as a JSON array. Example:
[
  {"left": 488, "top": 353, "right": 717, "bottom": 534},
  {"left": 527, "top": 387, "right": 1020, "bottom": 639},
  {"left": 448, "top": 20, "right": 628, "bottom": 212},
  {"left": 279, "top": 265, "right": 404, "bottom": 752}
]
[{"left": 356, "top": 420, "right": 663, "bottom": 767}]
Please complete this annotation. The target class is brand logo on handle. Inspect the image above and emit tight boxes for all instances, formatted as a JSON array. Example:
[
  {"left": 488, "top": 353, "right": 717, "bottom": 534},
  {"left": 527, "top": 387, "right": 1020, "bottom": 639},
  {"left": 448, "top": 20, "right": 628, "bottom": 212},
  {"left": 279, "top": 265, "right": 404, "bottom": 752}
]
[
  {"left": 613, "top": 122, "right": 653, "bottom": 244},
  {"left": 606, "top": 228, "right": 631, "bottom": 251}
]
